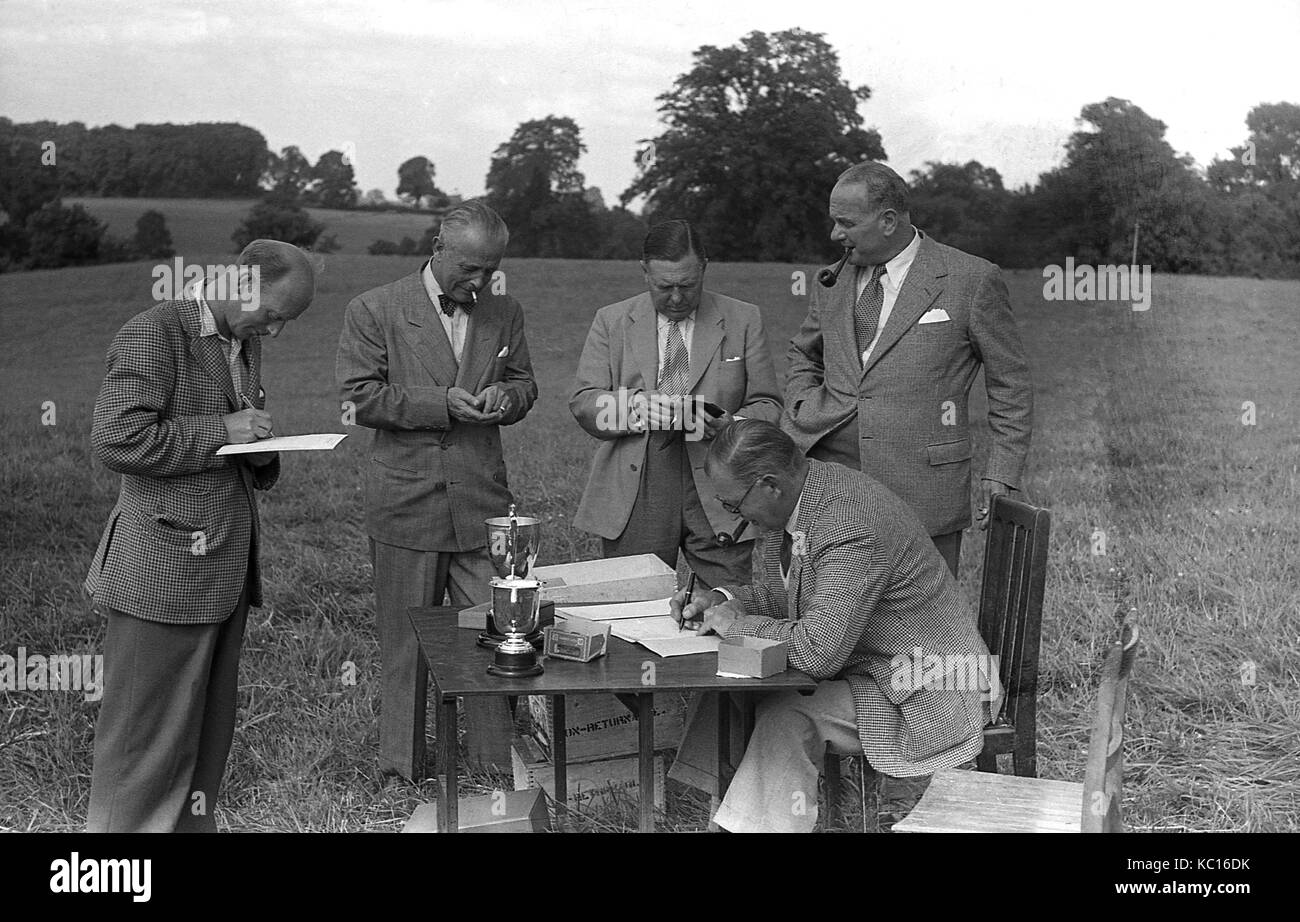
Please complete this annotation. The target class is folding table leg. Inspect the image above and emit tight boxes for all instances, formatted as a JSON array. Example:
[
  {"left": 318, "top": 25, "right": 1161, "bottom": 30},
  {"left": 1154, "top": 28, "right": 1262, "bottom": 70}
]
[
  {"left": 442, "top": 698, "right": 459, "bottom": 833},
  {"left": 717, "top": 692, "right": 732, "bottom": 796},
  {"left": 551, "top": 694, "right": 567, "bottom": 830},
  {"left": 638, "top": 693, "right": 655, "bottom": 833}
]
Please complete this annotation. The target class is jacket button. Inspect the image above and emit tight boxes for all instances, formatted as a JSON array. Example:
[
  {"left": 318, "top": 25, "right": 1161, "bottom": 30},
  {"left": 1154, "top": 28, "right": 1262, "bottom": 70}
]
[
  {"left": 630, "top": 464, "right": 638, "bottom": 471},
  {"left": 432, "top": 481, "right": 446, "bottom": 490},
  {"left": 441, "top": 442, "right": 451, "bottom": 450}
]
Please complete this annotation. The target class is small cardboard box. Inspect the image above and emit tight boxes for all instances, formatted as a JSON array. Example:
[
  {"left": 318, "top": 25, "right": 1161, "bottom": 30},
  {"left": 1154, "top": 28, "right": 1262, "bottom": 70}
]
[
  {"left": 533, "top": 554, "right": 676, "bottom": 605},
  {"left": 457, "top": 599, "right": 555, "bottom": 631},
  {"left": 527, "top": 692, "right": 687, "bottom": 763},
  {"left": 717, "top": 636, "right": 789, "bottom": 678},
  {"left": 543, "top": 615, "right": 610, "bottom": 662},
  {"left": 511, "top": 735, "right": 664, "bottom": 811},
  {"left": 402, "top": 788, "right": 549, "bottom": 833}
]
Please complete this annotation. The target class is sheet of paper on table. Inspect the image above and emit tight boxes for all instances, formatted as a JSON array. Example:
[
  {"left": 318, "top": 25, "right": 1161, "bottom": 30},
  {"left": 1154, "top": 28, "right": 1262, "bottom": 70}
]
[
  {"left": 216, "top": 433, "right": 348, "bottom": 455},
  {"left": 608, "top": 614, "right": 722, "bottom": 658}
]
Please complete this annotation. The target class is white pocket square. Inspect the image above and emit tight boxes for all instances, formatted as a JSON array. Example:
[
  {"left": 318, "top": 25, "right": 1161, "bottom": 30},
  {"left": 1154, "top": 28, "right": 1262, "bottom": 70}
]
[
  {"left": 918, "top": 308, "right": 950, "bottom": 324},
  {"left": 723, "top": 355, "right": 744, "bottom": 362}
]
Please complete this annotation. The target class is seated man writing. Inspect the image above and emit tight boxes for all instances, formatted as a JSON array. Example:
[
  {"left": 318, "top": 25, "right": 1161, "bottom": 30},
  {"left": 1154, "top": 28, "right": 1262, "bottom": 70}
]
[{"left": 671, "top": 419, "right": 1002, "bottom": 832}]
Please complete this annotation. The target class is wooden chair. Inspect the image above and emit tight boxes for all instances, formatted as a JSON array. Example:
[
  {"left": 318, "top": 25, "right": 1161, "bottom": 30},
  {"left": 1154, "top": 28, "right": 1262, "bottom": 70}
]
[
  {"left": 892, "top": 617, "right": 1139, "bottom": 833},
  {"left": 822, "top": 494, "right": 1051, "bottom": 832}
]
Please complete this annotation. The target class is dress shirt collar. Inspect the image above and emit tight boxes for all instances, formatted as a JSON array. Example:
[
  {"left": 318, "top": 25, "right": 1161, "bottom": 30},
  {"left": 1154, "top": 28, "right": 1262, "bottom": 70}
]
[{"left": 862, "top": 227, "right": 921, "bottom": 290}]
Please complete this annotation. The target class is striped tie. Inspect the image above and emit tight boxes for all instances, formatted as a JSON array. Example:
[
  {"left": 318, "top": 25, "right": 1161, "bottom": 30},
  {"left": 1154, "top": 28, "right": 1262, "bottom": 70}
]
[
  {"left": 854, "top": 264, "right": 888, "bottom": 365},
  {"left": 660, "top": 320, "right": 689, "bottom": 396}
]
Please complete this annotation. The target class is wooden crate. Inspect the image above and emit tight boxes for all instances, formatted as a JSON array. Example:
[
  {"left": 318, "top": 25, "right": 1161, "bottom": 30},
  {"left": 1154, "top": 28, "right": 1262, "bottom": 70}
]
[
  {"left": 527, "top": 692, "right": 687, "bottom": 763},
  {"left": 511, "top": 735, "right": 665, "bottom": 811}
]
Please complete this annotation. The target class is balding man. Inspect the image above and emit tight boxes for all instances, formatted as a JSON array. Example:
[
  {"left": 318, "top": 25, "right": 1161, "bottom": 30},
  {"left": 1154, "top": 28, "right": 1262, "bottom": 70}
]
[
  {"left": 337, "top": 200, "right": 537, "bottom": 778},
  {"left": 85, "top": 239, "right": 316, "bottom": 831},
  {"left": 784, "top": 162, "right": 1033, "bottom": 576},
  {"left": 671, "top": 420, "right": 1001, "bottom": 833}
]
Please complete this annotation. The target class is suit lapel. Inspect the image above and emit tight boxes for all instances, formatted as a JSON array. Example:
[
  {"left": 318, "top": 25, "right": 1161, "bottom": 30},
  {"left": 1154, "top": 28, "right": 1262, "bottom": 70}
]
[
  {"left": 629, "top": 295, "right": 659, "bottom": 389},
  {"left": 683, "top": 294, "right": 724, "bottom": 395},
  {"left": 831, "top": 270, "right": 861, "bottom": 375},
  {"left": 862, "top": 234, "right": 946, "bottom": 378},
  {"left": 789, "top": 463, "right": 827, "bottom": 621},
  {"left": 244, "top": 335, "right": 262, "bottom": 405},
  {"left": 455, "top": 304, "right": 499, "bottom": 392},
  {"left": 398, "top": 273, "right": 459, "bottom": 385},
  {"left": 181, "top": 299, "right": 240, "bottom": 411}
]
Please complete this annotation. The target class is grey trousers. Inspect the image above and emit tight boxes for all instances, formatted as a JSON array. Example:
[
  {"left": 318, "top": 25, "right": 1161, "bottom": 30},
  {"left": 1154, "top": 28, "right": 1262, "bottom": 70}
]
[
  {"left": 369, "top": 539, "right": 514, "bottom": 779},
  {"left": 602, "top": 429, "right": 752, "bottom": 591},
  {"left": 86, "top": 574, "right": 251, "bottom": 832}
]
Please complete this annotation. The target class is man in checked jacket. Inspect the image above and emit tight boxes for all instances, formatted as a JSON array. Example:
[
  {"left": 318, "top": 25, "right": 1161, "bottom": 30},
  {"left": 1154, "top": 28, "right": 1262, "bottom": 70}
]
[
  {"left": 671, "top": 419, "right": 1002, "bottom": 832},
  {"left": 83, "top": 240, "right": 316, "bottom": 832}
]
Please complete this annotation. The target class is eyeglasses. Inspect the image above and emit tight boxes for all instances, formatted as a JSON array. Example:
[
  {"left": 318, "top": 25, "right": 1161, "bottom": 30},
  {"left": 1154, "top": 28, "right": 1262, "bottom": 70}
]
[{"left": 717, "top": 477, "right": 762, "bottom": 516}]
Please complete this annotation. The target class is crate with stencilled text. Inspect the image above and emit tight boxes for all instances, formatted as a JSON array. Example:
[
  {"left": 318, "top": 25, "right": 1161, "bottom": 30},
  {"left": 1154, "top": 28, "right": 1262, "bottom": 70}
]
[
  {"left": 526, "top": 692, "right": 688, "bottom": 763},
  {"left": 511, "top": 734, "right": 664, "bottom": 812}
]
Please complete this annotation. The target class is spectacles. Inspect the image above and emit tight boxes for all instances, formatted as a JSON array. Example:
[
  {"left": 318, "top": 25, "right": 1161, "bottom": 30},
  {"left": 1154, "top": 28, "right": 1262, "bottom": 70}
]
[{"left": 717, "top": 477, "right": 762, "bottom": 516}]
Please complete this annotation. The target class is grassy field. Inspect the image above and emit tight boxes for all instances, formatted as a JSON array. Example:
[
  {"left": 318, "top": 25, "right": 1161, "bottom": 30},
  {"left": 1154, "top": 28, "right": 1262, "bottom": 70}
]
[
  {"left": 67, "top": 197, "right": 440, "bottom": 256},
  {"left": 2, "top": 244, "right": 1297, "bottom": 832}
]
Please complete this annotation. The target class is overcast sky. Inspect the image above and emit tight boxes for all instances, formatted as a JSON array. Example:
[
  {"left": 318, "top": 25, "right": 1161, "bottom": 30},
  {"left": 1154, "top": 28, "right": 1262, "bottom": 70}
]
[{"left": 3, "top": 0, "right": 1297, "bottom": 203}]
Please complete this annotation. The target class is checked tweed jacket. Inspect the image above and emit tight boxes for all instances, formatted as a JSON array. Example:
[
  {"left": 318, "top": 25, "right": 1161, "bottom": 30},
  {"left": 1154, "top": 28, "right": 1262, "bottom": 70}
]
[
  {"left": 85, "top": 298, "right": 281, "bottom": 625},
  {"left": 783, "top": 231, "right": 1033, "bottom": 536},
  {"left": 721, "top": 460, "right": 998, "bottom": 776}
]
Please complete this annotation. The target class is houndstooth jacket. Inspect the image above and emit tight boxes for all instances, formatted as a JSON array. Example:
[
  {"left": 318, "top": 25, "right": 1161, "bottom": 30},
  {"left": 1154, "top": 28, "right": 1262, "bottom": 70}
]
[
  {"left": 84, "top": 297, "right": 280, "bottom": 624},
  {"left": 723, "top": 460, "right": 998, "bottom": 776}
]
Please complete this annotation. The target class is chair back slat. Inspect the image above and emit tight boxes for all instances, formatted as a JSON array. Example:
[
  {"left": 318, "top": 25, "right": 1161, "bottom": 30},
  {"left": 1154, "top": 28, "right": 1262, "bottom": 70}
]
[
  {"left": 1081, "top": 618, "right": 1139, "bottom": 833},
  {"left": 978, "top": 495, "right": 1049, "bottom": 729}
]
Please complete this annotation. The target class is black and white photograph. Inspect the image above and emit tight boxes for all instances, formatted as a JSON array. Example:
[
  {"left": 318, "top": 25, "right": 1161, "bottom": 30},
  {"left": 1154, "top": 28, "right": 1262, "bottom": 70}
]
[{"left": 0, "top": 0, "right": 1295, "bottom": 885}]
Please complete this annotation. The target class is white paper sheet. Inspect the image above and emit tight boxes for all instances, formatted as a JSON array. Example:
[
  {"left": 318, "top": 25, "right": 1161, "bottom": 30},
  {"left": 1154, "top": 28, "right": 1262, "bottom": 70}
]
[
  {"left": 565, "top": 597, "right": 675, "bottom": 621},
  {"left": 609, "top": 614, "right": 722, "bottom": 657},
  {"left": 216, "top": 433, "right": 348, "bottom": 455}
]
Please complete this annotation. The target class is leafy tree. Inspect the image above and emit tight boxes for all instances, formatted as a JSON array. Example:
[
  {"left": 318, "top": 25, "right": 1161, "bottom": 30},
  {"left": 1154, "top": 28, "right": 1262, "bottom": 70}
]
[
  {"left": 133, "top": 209, "right": 174, "bottom": 259},
  {"left": 908, "top": 161, "right": 1012, "bottom": 263},
  {"left": 485, "top": 115, "right": 599, "bottom": 256},
  {"left": 311, "top": 150, "right": 359, "bottom": 209},
  {"left": 368, "top": 238, "right": 400, "bottom": 255},
  {"left": 622, "top": 28, "right": 885, "bottom": 261},
  {"left": 232, "top": 195, "right": 324, "bottom": 250},
  {"left": 397, "top": 156, "right": 446, "bottom": 208},
  {"left": 362, "top": 188, "right": 388, "bottom": 207},
  {"left": 0, "top": 122, "right": 62, "bottom": 224},
  {"left": 25, "top": 202, "right": 107, "bottom": 269},
  {"left": 264, "top": 145, "right": 313, "bottom": 201}
]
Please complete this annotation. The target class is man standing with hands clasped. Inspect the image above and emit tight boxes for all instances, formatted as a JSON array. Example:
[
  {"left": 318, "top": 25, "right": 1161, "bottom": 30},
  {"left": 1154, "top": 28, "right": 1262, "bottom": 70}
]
[
  {"left": 784, "top": 162, "right": 1033, "bottom": 575},
  {"left": 337, "top": 200, "right": 537, "bottom": 779},
  {"left": 85, "top": 239, "right": 316, "bottom": 831}
]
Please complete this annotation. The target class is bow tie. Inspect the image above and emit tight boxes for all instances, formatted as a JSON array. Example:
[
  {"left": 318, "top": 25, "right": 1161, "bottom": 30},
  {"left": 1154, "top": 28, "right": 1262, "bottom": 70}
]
[{"left": 437, "top": 294, "right": 469, "bottom": 317}]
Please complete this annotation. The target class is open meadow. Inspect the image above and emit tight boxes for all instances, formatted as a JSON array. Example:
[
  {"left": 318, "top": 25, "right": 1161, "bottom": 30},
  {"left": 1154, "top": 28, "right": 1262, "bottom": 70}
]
[{"left": 2, "top": 236, "right": 1297, "bottom": 831}]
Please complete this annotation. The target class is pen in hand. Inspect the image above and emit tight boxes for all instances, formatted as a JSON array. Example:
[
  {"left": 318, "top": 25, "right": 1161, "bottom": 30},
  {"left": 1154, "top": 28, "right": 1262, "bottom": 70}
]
[
  {"left": 240, "top": 394, "right": 273, "bottom": 438},
  {"left": 679, "top": 571, "right": 697, "bottom": 632}
]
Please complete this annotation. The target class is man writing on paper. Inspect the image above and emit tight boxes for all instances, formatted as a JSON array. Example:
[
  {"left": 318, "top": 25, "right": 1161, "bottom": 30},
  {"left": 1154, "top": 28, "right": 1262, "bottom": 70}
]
[
  {"left": 84, "top": 239, "right": 316, "bottom": 831},
  {"left": 784, "top": 162, "right": 1033, "bottom": 576},
  {"left": 670, "top": 420, "right": 1001, "bottom": 833},
  {"left": 570, "top": 220, "right": 781, "bottom": 590},
  {"left": 337, "top": 200, "right": 537, "bottom": 778}
]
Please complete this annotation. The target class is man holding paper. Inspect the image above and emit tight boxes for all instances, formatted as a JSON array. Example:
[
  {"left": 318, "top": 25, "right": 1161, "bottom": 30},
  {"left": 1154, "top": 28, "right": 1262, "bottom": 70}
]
[
  {"left": 670, "top": 419, "right": 1001, "bottom": 832},
  {"left": 337, "top": 200, "right": 537, "bottom": 778},
  {"left": 84, "top": 239, "right": 316, "bottom": 831}
]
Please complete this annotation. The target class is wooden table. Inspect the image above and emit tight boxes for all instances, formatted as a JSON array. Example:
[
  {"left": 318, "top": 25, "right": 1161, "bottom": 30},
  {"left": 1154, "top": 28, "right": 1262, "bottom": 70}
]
[{"left": 408, "top": 606, "right": 817, "bottom": 832}]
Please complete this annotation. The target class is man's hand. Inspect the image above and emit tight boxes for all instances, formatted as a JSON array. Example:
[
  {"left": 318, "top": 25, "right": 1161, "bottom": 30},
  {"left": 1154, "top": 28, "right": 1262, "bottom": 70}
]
[
  {"left": 670, "top": 586, "right": 718, "bottom": 628},
  {"left": 223, "top": 409, "right": 273, "bottom": 443},
  {"left": 697, "top": 599, "right": 744, "bottom": 637},
  {"left": 476, "top": 384, "right": 509, "bottom": 422},
  {"left": 448, "top": 386, "right": 493, "bottom": 423},
  {"left": 977, "top": 478, "right": 1012, "bottom": 530},
  {"left": 701, "top": 407, "right": 733, "bottom": 440},
  {"left": 640, "top": 392, "right": 680, "bottom": 432}
]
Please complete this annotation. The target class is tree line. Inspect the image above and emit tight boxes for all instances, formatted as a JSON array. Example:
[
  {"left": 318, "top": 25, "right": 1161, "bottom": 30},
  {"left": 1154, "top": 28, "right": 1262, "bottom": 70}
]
[{"left": 2, "top": 28, "right": 1297, "bottom": 276}]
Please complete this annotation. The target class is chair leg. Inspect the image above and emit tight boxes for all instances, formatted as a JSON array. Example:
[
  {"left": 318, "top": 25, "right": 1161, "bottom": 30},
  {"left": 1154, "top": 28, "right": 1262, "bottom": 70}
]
[
  {"left": 823, "top": 750, "right": 841, "bottom": 830},
  {"left": 975, "top": 749, "right": 998, "bottom": 773},
  {"left": 1013, "top": 741, "right": 1037, "bottom": 778}
]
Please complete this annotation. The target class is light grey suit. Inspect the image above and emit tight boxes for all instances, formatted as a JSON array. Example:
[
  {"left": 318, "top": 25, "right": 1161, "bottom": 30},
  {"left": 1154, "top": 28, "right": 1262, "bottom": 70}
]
[
  {"left": 784, "top": 232, "right": 1033, "bottom": 543},
  {"left": 336, "top": 268, "right": 537, "bottom": 776}
]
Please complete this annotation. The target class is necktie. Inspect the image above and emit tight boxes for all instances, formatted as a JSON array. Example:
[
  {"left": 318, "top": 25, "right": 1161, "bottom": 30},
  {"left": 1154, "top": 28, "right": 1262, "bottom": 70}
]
[
  {"left": 854, "top": 264, "right": 888, "bottom": 364},
  {"left": 439, "top": 294, "right": 471, "bottom": 317},
  {"left": 659, "top": 320, "right": 689, "bottom": 396},
  {"left": 780, "top": 529, "right": 793, "bottom": 575}
]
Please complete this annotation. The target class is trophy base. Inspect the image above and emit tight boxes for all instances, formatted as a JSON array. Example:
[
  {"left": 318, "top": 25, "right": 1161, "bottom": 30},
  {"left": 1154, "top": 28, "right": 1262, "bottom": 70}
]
[
  {"left": 477, "top": 630, "right": 544, "bottom": 651},
  {"left": 487, "top": 647, "right": 544, "bottom": 678}
]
